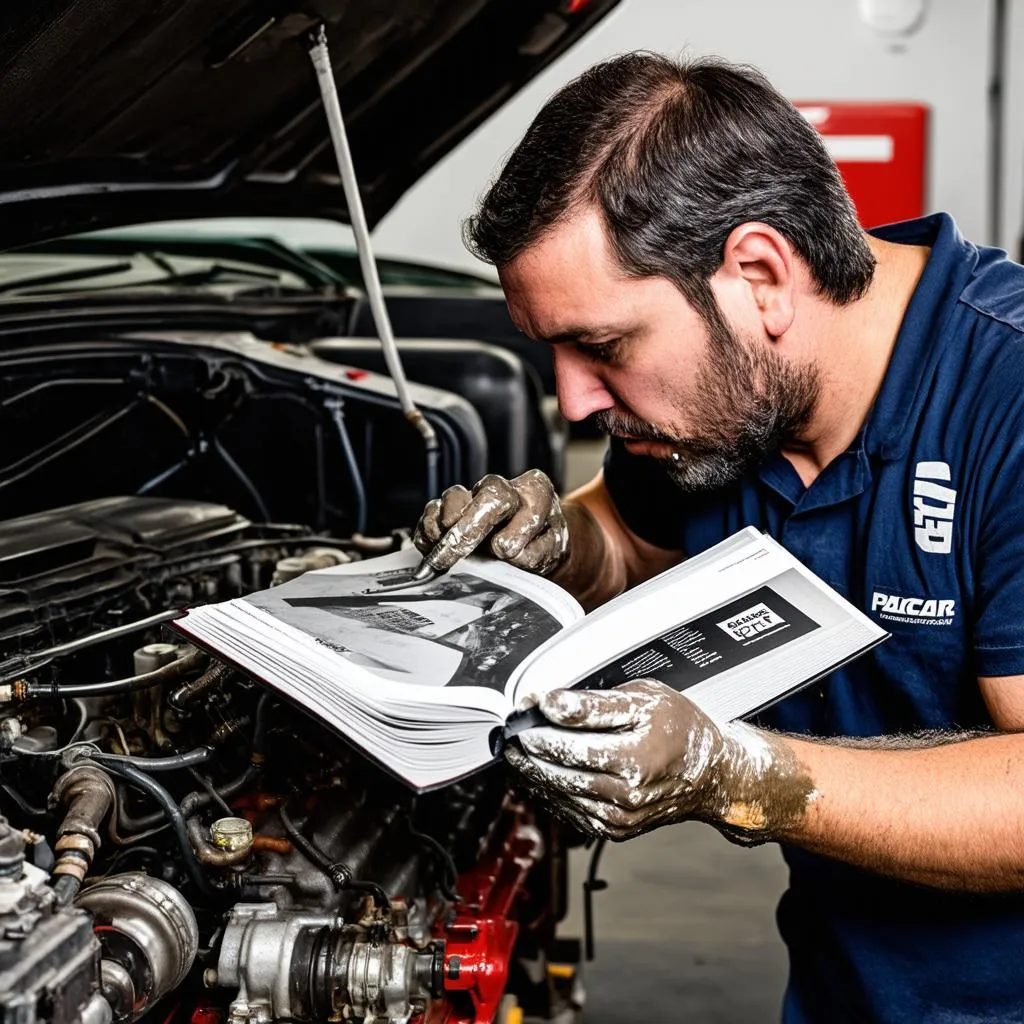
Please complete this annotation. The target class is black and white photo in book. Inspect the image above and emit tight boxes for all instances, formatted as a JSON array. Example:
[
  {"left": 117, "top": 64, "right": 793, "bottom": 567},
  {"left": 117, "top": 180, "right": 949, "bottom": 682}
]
[
  {"left": 244, "top": 561, "right": 565, "bottom": 692},
  {"left": 574, "top": 570, "right": 825, "bottom": 695}
]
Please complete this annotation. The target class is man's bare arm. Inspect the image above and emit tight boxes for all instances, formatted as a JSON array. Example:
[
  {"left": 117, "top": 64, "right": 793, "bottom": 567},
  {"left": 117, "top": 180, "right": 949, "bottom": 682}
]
[
  {"left": 550, "top": 470, "right": 681, "bottom": 609},
  {"left": 772, "top": 673, "right": 1024, "bottom": 890},
  {"left": 776, "top": 727, "right": 1024, "bottom": 890},
  {"left": 507, "top": 674, "right": 1024, "bottom": 893}
]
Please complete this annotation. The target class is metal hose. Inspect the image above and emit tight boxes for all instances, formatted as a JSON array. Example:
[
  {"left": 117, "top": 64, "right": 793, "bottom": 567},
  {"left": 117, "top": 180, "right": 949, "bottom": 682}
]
[
  {"left": 168, "top": 662, "right": 231, "bottom": 713},
  {"left": 111, "top": 695, "right": 268, "bottom": 837}
]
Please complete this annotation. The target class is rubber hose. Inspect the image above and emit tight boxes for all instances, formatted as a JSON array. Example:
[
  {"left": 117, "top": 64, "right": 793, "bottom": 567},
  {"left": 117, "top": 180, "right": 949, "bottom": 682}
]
[
  {"left": 118, "top": 763, "right": 260, "bottom": 835},
  {"left": 91, "top": 747, "right": 214, "bottom": 772},
  {"left": 90, "top": 759, "right": 214, "bottom": 897},
  {"left": 279, "top": 800, "right": 389, "bottom": 909},
  {"left": 52, "top": 873, "right": 81, "bottom": 907}
]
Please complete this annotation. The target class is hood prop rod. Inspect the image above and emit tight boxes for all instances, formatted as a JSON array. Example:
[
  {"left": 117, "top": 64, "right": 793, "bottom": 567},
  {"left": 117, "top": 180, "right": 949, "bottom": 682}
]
[{"left": 307, "top": 25, "right": 440, "bottom": 497}]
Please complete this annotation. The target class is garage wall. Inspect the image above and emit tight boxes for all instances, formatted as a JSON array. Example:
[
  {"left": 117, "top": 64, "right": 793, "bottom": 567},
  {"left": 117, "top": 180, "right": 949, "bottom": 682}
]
[
  {"left": 373, "top": 0, "right": 1017, "bottom": 273},
  {"left": 1004, "top": 0, "right": 1024, "bottom": 260}
]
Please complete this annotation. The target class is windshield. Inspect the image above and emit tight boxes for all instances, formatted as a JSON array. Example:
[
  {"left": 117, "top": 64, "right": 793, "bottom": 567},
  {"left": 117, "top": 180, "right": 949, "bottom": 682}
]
[
  {"left": 4, "top": 218, "right": 499, "bottom": 297},
  {"left": 91, "top": 217, "right": 359, "bottom": 251},
  {"left": 0, "top": 250, "right": 321, "bottom": 299}
]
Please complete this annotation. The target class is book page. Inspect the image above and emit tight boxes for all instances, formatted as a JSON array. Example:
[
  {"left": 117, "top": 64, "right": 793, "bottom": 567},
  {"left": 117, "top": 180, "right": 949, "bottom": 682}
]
[
  {"left": 514, "top": 527, "right": 887, "bottom": 720},
  {"left": 237, "top": 548, "right": 582, "bottom": 701}
]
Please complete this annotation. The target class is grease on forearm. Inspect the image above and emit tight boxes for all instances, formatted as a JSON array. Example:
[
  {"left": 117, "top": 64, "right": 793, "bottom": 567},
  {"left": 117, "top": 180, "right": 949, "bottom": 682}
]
[{"left": 712, "top": 725, "right": 817, "bottom": 845}]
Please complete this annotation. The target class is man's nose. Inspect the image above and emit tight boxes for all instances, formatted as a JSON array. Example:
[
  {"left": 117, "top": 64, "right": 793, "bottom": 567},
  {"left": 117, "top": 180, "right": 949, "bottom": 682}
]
[{"left": 552, "top": 346, "right": 615, "bottom": 423}]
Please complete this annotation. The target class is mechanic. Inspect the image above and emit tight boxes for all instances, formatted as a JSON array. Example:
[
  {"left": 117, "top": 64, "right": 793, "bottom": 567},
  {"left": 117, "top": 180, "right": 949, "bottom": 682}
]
[{"left": 412, "top": 52, "right": 1024, "bottom": 1022}]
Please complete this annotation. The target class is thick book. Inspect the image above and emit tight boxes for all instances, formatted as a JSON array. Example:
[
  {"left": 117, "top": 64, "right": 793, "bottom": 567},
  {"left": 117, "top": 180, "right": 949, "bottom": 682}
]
[{"left": 175, "top": 527, "right": 888, "bottom": 791}]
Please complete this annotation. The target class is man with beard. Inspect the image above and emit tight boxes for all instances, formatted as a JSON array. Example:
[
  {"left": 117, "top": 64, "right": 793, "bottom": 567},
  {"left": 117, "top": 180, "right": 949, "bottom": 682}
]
[{"left": 412, "top": 53, "right": 1024, "bottom": 1023}]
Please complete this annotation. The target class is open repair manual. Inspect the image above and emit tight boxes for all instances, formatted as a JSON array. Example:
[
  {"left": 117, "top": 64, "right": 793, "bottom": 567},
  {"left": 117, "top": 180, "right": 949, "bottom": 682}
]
[{"left": 175, "top": 527, "right": 887, "bottom": 791}]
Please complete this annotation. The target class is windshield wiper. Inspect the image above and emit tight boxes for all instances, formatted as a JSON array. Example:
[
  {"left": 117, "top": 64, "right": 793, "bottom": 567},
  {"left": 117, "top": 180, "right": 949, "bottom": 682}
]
[
  {"left": 69, "top": 261, "right": 290, "bottom": 293},
  {"left": 0, "top": 252, "right": 313, "bottom": 298},
  {"left": 0, "top": 259, "right": 134, "bottom": 295}
]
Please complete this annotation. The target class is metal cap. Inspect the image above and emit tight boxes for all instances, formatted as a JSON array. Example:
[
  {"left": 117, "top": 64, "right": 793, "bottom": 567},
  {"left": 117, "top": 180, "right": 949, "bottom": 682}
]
[{"left": 210, "top": 818, "right": 253, "bottom": 854}]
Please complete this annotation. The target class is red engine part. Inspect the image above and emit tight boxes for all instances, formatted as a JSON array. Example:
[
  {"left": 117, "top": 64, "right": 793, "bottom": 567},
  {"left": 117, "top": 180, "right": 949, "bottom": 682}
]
[{"left": 423, "top": 805, "right": 544, "bottom": 1024}]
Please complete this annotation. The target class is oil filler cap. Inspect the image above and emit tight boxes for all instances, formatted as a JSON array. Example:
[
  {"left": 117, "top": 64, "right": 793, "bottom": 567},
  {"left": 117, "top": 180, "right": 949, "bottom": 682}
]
[{"left": 210, "top": 818, "right": 253, "bottom": 854}]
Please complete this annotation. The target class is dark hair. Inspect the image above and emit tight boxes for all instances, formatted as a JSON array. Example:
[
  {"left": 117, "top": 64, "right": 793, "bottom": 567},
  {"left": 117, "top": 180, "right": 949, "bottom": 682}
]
[{"left": 464, "top": 52, "right": 875, "bottom": 316}]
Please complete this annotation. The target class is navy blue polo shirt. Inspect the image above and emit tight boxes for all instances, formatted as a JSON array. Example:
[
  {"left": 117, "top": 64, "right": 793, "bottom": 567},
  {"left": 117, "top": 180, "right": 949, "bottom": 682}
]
[{"left": 603, "top": 213, "right": 1024, "bottom": 1023}]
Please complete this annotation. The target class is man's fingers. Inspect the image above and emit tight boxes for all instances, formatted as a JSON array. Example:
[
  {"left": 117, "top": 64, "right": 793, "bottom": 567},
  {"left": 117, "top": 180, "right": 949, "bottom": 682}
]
[
  {"left": 415, "top": 471, "right": 564, "bottom": 573},
  {"left": 518, "top": 725, "right": 629, "bottom": 770},
  {"left": 490, "top": 471, "right": 555, "bottom": 560},
  {"left": 505, "top": 748, "right": 603, "bottom": 835},
  {"left": 414, "top": 485, "right": 470, "bottom": 557},
  {"left": 412, "top": 497, "right": 443, "bottom": 553},
  {"left": 510, "top": 524, "right": 568, "bottom": 575},
  {"left": 439, "top": 485, "right": 472, "bottom": 529},
  {"left": 538, "top": 687, "right": 651, "bottom": 730},
  {"left": 423, "top": 475, "right": 518, "bottom": 572},
  {"left": 567, "top": 793, "right": 686, "bottom": 840},
  {"left": 538, "top": 786, "right": 681, "bottom": 841},
  {"left": 541, "top": 792, "right": 605, "bottom": 838},
  {"left": 507, "top": 733, "right": 610, "bottom": 778},
  {"left": 508, "top": 743, "right": 683, "bottom": 807}
]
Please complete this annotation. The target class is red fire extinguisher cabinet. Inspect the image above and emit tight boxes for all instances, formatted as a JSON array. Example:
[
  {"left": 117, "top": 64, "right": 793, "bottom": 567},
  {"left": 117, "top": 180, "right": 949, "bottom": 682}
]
[{"left": 794, "top": 102, "right": 929, "bottom": 228}]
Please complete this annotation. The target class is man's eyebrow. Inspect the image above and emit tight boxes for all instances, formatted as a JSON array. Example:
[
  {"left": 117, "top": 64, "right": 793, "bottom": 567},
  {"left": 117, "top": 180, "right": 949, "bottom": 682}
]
[{"left": 537, "top": 326, "right": 615, "bottom": 344}]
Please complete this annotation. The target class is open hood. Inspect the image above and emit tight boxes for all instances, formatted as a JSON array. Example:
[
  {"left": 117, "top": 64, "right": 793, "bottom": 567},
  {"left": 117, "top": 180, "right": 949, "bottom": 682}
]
[{"left": 0, "top": 0, "right": 619, "bottom": 248}]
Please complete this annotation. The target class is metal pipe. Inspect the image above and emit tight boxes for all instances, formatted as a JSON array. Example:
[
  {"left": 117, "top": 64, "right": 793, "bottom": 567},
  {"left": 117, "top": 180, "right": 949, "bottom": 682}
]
[
  {"left": 0, "top": 402, "right": 140, "bottom": 491},
  {"left": 113, "top": 763, "right": 260, "bottom": 837},
  {"left": 307, "top": 25, "right": 439, "bottom": 462},
  {"left": 22, "top": 649, "right": 205, "bottom": 701},
  {"left": 326, "top": 399, "right": 368, "bottom": 534},
  {"left": 0, "top": 610, "right": 181, "bottom": 677},
  {"left": 52, "top": 765, "right": 116, "bottom": 885},
  {"left": 211, "top": 435, "right": 271, "bottom": 522}
]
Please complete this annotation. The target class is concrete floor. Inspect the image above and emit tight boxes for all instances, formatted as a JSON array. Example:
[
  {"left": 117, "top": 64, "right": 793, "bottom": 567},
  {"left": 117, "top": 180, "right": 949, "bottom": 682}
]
[
  {"left": 563, "top": 827, "right": 789, "bottom": 1022},
  {"left": 559, "top": 441, "right": 791, "bottom": 1022}
]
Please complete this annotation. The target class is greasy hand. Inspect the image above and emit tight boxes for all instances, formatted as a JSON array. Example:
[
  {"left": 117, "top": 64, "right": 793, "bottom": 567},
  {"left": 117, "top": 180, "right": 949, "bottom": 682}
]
[
  {"left": 505, "top": 680, "right": 814, "bottom": 843},
  {"left": 413, "top": 469, "right": 568, "bottom": 575}
]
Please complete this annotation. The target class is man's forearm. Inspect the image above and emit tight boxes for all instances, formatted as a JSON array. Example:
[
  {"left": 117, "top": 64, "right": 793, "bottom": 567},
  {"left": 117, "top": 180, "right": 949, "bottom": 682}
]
[
  {"left": 549, "top": 500, "right": 627, "bottom": 610},
  {"left": 776, "top": 731, "right": 1024, "bottom": 891}
]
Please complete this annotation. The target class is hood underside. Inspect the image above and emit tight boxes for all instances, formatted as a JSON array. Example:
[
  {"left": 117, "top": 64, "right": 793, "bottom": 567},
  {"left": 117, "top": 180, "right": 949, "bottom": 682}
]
[{"left": 0, "top": 0, "right": 619, "bottom": 247}]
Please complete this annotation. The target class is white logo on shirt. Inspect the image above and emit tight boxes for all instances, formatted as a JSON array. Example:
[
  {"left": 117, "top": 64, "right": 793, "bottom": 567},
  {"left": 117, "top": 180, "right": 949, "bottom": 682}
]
[
  {"left": 913, "top": 461, "right": 956, "bottom": 554},
  {"left": 871, "top": 590, "right": 956, "bottom": 625}
]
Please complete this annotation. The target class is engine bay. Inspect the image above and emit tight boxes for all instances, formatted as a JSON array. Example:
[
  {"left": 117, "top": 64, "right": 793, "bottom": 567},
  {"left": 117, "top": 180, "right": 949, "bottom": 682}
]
[{"left": 0, "top": 353, "right": 580, "bottom": 1024}]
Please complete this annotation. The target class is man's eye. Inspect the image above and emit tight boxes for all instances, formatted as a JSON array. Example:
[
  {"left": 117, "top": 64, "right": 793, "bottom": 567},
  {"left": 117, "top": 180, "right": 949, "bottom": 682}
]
[{"left": 584, "top": 339, "right": 623, "bottom": 363}]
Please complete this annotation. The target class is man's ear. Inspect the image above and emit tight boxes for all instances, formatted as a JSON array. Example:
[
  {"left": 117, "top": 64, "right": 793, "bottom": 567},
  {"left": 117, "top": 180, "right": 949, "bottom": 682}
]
[{"left": 721, "top": 223, "right": 796, "bottom": 339}]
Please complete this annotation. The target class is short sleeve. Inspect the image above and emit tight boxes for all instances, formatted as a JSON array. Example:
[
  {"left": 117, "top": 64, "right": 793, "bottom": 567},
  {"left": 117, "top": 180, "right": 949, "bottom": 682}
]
[
  {"left": 972, "top": 417, "right": 1024, "bottom": 677},
  {"left": 601, "top": 438, "right": 687, "bottom": 551}
]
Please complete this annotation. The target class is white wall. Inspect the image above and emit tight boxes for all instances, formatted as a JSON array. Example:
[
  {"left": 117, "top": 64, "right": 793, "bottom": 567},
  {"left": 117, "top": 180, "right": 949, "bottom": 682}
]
[
  {"left": 373, "top": 0, "right": 1008, "bottom": 273},
  {"left": 1004, "top": 0, "right": 1024, "bottom": 260}
]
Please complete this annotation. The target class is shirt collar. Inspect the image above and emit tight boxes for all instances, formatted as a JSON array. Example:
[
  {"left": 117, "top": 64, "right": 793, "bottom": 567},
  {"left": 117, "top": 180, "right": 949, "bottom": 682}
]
[
  {"left": 755, "top": 213, "right": 976, "bottom": 508},
  {"left": 861, "top": 213, "right": 979, "bottom": 462}
]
